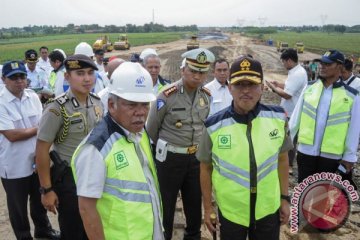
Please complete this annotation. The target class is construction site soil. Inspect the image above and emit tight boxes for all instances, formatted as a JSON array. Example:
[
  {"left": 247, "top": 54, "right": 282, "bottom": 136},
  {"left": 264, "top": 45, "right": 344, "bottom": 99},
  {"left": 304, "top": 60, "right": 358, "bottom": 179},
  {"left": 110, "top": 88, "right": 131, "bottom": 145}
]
[{"left": 1, "top": 33, "right": 359, "bottom": 239}]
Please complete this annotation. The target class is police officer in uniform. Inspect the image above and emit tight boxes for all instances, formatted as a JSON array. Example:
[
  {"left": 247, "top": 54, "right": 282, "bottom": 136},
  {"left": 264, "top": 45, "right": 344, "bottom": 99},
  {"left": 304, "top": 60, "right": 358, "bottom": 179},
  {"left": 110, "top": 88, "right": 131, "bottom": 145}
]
[
  {"left": 35, "top": 54, "right": 104, "bottom": 240},
  {"left": 147, "top": 48, "right": 215, "bottom": 240}
]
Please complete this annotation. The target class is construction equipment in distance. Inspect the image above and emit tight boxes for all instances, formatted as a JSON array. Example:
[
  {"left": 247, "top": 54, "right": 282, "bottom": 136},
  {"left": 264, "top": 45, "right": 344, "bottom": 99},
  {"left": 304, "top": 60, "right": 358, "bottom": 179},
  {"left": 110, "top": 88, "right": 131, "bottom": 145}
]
[
  {"left": 187, "top": 35, "right": 200, "bottom": 50},
  {"left": 93, "top": 35, "right": 113, "bottom": 52},
  {"left": 295, "top": 42, "right": 305, "bottom": 53},
  {"left": 277, "top": 41, "right": 289, "bottom": 52},
  {"left": 114, "top": 34, "right": 131, "bottom": 50}
]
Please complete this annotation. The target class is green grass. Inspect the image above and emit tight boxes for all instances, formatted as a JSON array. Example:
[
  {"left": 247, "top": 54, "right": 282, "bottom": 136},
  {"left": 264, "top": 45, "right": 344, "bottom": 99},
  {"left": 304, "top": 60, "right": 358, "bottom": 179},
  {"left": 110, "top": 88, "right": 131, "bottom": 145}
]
[
  {"left": 0, "top": 32, "right": 186, "bottom": 63},
  {"left": 260, "top": 31, "right": 360, "bottom": 56}
]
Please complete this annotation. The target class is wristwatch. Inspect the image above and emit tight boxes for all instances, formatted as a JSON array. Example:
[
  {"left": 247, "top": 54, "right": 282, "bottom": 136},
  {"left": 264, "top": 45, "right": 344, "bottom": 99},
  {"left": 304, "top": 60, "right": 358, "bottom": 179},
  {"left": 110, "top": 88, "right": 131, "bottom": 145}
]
[
  {"left": 281, "top": 194, "right": 291, "bottom": 203},
  {"left": 39, "top": 186, "right": 53, "bottom": 195}
]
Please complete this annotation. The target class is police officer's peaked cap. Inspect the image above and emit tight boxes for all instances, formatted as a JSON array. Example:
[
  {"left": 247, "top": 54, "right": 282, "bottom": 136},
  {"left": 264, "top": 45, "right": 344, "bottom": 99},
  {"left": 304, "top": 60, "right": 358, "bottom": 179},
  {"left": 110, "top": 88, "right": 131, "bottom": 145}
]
[
  {"left": 181, "top": 48, "right": 215, "bottom": 72},
  {"left": 230, "top": 57, "right": 263, "bottom": 85},
  {"left": 25, "top": 49, "right": 38, "bottom": 62},
  {"left": 64, "top": 54, "right": 98, "bottom": 71}
]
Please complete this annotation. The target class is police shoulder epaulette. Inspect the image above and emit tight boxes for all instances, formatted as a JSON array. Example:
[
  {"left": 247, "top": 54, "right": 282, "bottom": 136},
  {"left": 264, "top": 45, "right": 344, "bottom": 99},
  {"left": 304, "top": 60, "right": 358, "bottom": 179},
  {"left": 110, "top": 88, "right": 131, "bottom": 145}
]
[
  {"left": 163, "top": 85, "right": 178, "bottom": 97},
  {"left": 54, "top": 93, "right": 70, "bottom": 105},
  {"left": 201, "top": 86, "right": 212, "bottom": 96},
  {"left": 89, "top": 92, "right": 100, "bottom": 100}
]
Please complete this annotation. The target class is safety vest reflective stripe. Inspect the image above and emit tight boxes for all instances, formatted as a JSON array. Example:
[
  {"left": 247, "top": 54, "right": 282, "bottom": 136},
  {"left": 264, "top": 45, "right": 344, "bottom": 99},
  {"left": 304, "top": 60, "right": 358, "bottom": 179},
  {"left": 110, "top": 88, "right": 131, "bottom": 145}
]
[
  {"left": 207, "top": 117, "right": 234, "bottom": 135},
  {"left": 103, "top": 185, "right": 151, "bottom": 203},
  {"left": 258, "top": 110, "right": 287, "bottom": 120},
  {"left": 327, "top": 111, "right": 350, "bottom": 120},
  {"left": 213, "top": 154, "right": 250, "bottom": 179},
  {"left": 257, "top": 152, "right": 278, "bottom": 183},
  {"left": 105, "top": 178, "right": 150, "bottom": 191},
  {"left": 258, "top": 161, "right": 278, "bottom": 183},
  {"left": 302, "top": 101, "right": 317, "bottom": 119},
  {"left": 99, "top": 133, "right": 122, "bottom": 157},
  {"left": 212, "top": 150, "right": 280, "bottom": 188}
]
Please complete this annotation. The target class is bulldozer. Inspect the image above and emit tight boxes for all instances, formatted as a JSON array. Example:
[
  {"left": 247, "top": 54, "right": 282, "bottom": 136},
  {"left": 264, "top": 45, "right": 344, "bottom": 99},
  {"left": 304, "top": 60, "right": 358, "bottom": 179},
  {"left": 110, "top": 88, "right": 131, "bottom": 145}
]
[
  {"left": 93, "top": 35, "right": 113, "bottom": 52},
  {"left": 187, "top": 35, "right": 200, "bottom": 51},
  {"left": 276, "top": 41, "right": 289, "bottom": 52},
  {"left": 295, "top": 42, "right": 305, "bottom": 53},
  {"left": 114, "top": 34, "right": 131, "bottom": 50}
]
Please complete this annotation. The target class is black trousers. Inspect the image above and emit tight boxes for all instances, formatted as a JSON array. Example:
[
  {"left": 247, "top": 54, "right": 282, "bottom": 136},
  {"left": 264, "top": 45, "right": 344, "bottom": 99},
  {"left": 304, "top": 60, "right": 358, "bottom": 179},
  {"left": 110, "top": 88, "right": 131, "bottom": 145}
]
[
  {"left": 297, "top": 151, "right": 340, "bottom": 183},
  {"left": 288, "top": 134, "right": 298, "bottom": 167},
  {"left": 1, "top": 173, "right": 52, "bottom": 240},
  {"left": 54, "top": 167, "right": 87, "bottom": 240},
  {"left": 219, "top": 209, "right": 280, "bottom": 240},
  {"left": 156, "top": 152, "right": 201, "bottom": 240}
]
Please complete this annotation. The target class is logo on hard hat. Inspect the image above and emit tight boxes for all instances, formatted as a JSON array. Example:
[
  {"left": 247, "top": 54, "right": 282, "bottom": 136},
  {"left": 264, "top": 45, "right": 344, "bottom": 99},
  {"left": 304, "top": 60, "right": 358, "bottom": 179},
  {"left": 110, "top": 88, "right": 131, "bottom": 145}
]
[
  {"left": 135, "top": 76, "right": 146, "bottom": 88},
  {"left": 11, "top": 62, "right": 19, "bottom": 69}
]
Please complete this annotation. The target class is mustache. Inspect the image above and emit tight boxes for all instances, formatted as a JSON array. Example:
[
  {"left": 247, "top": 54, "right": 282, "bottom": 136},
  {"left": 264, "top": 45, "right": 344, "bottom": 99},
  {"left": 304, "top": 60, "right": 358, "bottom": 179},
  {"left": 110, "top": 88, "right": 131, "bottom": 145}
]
[{"left": 132, "top": 118, "right": 146, "bottom": 124}]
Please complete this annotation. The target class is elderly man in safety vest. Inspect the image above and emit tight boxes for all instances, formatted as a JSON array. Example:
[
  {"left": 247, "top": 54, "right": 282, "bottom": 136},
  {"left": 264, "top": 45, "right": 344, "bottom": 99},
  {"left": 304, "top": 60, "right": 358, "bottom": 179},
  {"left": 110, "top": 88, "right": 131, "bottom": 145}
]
[
  {"left": 198, "top": 56, "right": 291, "bottom": 240},
  {"left": 71, "top": 62, "right": 164, "bottom": 240}
]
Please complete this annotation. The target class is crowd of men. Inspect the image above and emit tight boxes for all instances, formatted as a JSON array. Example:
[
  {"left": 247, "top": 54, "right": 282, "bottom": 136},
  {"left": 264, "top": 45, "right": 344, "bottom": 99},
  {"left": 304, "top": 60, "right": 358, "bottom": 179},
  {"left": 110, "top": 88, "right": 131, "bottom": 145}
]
[{"left": 0, "top": 42, "right": 359, "bottom": 240}]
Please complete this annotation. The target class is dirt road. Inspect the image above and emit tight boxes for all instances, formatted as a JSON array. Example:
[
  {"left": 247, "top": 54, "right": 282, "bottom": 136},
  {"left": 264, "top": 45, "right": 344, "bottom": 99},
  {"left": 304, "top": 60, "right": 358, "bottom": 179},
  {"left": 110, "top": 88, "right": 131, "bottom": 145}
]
[{"left": 1, "top": 33, "right": 359, "bottom": 239}]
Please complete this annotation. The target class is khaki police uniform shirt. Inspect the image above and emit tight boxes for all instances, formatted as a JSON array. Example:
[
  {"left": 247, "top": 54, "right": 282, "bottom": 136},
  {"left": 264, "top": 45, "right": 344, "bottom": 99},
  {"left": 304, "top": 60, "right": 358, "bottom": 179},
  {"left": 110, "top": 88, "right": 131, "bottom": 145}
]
[
  {"left": 38, "top": 90, "right": 103, "bottom": 164},
  {"left": 147, "top": 79, "right": 210, "bottom": 147}
]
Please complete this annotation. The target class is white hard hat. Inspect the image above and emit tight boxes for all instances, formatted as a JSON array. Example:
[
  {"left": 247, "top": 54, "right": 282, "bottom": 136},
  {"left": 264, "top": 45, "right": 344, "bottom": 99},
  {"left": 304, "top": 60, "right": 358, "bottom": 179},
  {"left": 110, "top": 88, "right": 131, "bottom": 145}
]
[
  {"left": 109, "top": 62, "right": 156, "bottom": 102},
  {"left": 75, "top": 42, "right": 94, "bottom": 57},
  {"left": 54, "top": 48, "right": 67, "bottom": 59},
  {"left": 139, "top": 48, "right": 158, "bottom": 60}
]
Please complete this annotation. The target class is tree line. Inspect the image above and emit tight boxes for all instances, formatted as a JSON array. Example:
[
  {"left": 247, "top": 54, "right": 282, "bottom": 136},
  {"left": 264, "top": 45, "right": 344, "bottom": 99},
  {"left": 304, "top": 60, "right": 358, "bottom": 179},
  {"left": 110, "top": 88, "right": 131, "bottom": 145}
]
[
  {"left": 230, "top": 25, "right": 360, "bottom": 34},
  {"left": 0, "top": 22, "right": 198, "bottom": 39}
]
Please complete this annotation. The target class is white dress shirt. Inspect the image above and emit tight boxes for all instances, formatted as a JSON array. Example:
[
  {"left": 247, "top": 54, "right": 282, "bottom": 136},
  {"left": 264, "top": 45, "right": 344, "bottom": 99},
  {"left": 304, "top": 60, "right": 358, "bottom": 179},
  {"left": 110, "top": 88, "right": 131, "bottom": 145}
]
[
  {"left": 26, "top": 64, "right": 48, "bottom": 89},
  {"left": 205, "top": 79, "right": 232, "bottom": 116},
  {"left": 0, "top": 88, "right": 43, "bottom": 178},
  {"left": 37, "top": 57, "right": 53, "bottom": 77},
  {"left": 281, "top": 64, "right": 308, "bottom": 116},
  {"left": 343, "top": 73, "right": 360, "bottom": 92}
]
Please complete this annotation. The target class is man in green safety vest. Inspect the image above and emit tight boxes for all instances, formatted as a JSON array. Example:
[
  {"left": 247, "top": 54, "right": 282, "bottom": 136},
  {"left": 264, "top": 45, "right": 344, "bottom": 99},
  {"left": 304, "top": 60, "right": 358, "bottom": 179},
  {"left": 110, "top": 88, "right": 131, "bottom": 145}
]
[
  {"left": 197, "top": 56, "right": 291, "bottom": 240},
  {"left": 289, "top": 50, "right": 360, "bottom": 183},
  {"left": 71, "top": 62, "right": 164, "bottom": 240}
]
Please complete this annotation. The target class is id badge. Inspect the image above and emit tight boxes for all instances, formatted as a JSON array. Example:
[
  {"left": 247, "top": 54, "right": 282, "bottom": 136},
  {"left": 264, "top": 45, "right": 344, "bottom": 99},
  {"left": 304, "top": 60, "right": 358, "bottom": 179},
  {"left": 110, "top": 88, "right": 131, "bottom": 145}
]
[{"left": 156, "top": 139, "right": 168, "bottom": 162}]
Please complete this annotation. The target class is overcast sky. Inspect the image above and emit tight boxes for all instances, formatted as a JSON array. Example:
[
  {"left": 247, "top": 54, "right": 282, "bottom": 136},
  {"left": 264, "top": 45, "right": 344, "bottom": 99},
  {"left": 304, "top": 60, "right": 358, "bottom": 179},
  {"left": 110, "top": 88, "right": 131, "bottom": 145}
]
[{"left": 1, "top": 0, "right": 359, "bottom": 28}]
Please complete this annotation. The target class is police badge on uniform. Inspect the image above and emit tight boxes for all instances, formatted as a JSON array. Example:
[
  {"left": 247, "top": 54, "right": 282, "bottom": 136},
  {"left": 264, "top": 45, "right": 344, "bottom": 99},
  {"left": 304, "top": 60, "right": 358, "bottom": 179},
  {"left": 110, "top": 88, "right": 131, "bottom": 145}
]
[{"left": 157, "top": 99, "right": 165, "bottom": 111}]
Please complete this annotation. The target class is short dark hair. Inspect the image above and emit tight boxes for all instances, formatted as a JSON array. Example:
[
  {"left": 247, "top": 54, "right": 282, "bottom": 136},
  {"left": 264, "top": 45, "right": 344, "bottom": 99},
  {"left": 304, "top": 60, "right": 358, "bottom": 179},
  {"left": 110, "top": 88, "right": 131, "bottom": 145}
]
[
  {"left": 39, "top": 46, "right": 48, "bottom": 52},
  {"left": 344, "top": 58, "right": 353, "bottom": 72},
  {"left": 49, "top": 50, "right": 65, "bottom": 62},
  {"left": 280, "top": 48, "right": 298, "bottom": 63},
  {"left": 213, "top": 58, "right": 229, "bottom": 68}
]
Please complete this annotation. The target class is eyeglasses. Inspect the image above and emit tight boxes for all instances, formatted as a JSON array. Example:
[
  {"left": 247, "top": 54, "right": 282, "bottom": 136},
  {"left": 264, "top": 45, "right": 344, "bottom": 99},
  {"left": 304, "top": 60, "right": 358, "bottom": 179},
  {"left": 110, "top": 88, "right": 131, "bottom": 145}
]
[{"left": 8, "top": 74, "right": 27, "bottom": 81}]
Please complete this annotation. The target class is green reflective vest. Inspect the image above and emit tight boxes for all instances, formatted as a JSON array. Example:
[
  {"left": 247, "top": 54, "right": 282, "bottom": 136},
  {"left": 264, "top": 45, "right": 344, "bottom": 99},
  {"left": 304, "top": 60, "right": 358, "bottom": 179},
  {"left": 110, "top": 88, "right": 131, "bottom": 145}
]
[
  {"left": 72, "top": 131, "right": 161, "bottom": 240},
  {"left": 298, "top": 80, "right": 355, "bottom": 155},
  {"left": 207, "top": 107, "right": 286, "bottom": 227},
  {"left": 49, "top": 71, "right": 56, "bottom": 92}
]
